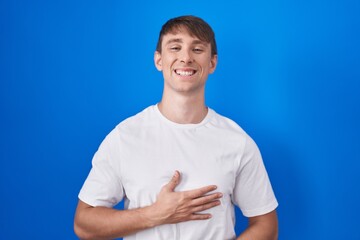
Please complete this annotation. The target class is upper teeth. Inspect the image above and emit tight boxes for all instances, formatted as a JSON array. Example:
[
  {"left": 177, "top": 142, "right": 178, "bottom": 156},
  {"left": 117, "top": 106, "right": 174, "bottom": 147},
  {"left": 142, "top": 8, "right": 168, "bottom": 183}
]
[{"left": 175, "top": 70, "right": 195, "bottom": 76}]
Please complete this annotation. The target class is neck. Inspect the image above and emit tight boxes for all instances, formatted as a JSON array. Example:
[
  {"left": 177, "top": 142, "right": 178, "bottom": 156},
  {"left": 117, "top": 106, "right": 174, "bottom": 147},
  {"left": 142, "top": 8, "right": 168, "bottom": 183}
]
[{"left": 158, "top": 91, "right": 208, "bottom": 124}]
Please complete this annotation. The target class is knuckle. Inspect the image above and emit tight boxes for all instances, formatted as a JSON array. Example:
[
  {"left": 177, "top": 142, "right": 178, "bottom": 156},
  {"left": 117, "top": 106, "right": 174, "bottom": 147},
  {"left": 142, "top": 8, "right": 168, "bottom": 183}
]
[
  {"left": 180, "top": 194, "right": 189, "bottom": 203},
  {"left": 181, "top": 192, "right": 189, "bottom": 200}
]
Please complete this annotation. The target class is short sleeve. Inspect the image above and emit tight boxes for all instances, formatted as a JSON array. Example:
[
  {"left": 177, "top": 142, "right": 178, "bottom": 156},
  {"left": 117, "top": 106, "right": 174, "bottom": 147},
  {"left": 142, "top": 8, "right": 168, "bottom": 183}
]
[
  {"left": 78, "top": 129, "right": 124, "bottom": 208},
  {"left": 232, "top": 136, "right": 278, "bottom": 217}
]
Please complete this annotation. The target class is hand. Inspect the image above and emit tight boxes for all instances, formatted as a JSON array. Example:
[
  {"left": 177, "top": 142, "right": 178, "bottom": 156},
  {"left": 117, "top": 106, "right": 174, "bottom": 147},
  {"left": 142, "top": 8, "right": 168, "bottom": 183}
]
[{"left": 147, "top": 170, "right": 223, "bottom": 226}]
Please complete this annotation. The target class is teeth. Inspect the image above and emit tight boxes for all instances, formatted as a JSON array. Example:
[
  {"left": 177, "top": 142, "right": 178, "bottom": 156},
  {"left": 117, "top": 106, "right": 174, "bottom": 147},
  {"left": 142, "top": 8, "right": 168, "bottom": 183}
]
[{"left": 175, "top": 70, "right": 195, "bottom": 76}]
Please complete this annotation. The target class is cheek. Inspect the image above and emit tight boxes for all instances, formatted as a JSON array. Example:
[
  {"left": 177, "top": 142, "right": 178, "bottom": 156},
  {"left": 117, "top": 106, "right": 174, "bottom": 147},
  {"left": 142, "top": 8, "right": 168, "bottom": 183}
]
[
  {"left": 162, "top": 56, "right": 174, "bottom": 67},
  {"left": 201, "top": 62, "right": 212, "bottom": 73}
]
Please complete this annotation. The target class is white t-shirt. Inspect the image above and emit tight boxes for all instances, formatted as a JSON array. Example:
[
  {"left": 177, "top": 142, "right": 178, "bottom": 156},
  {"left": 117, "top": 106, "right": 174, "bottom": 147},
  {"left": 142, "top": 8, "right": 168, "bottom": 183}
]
[{"left": 79, "top": 105, "right": 278, "bottom": 240}]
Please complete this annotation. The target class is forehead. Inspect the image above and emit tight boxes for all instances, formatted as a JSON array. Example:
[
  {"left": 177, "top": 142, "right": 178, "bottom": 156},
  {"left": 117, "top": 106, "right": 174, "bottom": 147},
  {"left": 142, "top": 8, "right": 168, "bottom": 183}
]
[{"left": 161, "top": 27, "right": 208, "bottom": 46}]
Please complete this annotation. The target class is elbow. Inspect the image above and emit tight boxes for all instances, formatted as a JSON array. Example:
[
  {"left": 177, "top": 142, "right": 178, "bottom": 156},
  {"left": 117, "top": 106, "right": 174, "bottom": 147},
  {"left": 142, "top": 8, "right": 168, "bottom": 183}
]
[
  {"left": 74, "top": 223, "right": 88, "bottom": 240},
  {"left": 74, "top": 218, "right": 94, "bottom": 240},
  {"left": 74, "top": 200, "right": 98, "bottom": 240}
]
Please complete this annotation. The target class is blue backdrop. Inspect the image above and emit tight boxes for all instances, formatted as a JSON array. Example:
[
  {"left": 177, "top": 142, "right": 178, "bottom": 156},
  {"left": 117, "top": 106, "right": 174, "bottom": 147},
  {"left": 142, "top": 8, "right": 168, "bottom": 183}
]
[{"left": 1, "top": 0, "right": 359, "bottom": 239}]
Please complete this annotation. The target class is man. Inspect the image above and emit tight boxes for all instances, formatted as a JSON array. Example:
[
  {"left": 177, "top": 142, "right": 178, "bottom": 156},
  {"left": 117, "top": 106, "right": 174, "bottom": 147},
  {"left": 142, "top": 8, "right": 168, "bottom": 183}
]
[{"left": 74, "top": 15, "right": 278, "bottom": 240}]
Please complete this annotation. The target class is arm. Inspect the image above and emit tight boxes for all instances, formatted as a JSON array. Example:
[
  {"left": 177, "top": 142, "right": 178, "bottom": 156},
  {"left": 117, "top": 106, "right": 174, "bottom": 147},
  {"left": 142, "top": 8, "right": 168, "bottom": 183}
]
[
  {"left": 237, "top": 210, "right": 278, "bottom": 240},
  {"left": 74, "top": 171, "right": 222, "bottom": 240}
]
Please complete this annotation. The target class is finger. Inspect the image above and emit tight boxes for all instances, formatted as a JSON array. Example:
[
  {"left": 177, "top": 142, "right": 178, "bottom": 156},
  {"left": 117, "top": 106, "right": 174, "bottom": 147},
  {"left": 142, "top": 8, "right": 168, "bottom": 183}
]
[
  {"left": 164, "top": 170, "right": 181, "bottom": 192},
  {"left": 191, "top": 192, "right": 222, "bottom": 207},
  {"left": 191, "top": 200, "right": 221, "bottom": 213},
  {"left": 184, "top": 185, "right": 218, "bottom": 199},
  {"left": 188, "top": 213, "right": 212, "bottom": 221}
]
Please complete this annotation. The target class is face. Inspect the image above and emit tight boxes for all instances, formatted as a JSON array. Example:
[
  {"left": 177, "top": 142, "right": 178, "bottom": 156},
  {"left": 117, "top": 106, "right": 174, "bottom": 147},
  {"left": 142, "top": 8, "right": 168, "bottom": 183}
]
[{"left": 154, "top": 28, "right": 217, "bottom": 95}]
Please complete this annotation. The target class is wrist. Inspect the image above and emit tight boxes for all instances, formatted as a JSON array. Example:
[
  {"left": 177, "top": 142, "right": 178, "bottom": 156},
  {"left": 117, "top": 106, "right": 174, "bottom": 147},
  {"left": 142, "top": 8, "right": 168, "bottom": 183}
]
[{"left": 140, "top": 204, "right": 162, "bottom": 228}]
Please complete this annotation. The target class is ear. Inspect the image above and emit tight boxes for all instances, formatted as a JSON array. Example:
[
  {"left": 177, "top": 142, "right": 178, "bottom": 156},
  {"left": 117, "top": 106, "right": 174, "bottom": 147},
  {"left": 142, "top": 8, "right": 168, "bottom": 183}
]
[
  {"left": 154, "top": 51, "right": 163, "bottom": 71},
  {"left": 209, "top": 54, "right": 218, "bottom": 74}
]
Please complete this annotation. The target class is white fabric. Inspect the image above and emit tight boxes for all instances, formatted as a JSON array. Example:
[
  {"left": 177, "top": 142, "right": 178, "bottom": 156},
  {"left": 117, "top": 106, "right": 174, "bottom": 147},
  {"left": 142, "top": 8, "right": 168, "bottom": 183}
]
[{"left": 79, "top": 105, "right": 278, "bottom": 240}]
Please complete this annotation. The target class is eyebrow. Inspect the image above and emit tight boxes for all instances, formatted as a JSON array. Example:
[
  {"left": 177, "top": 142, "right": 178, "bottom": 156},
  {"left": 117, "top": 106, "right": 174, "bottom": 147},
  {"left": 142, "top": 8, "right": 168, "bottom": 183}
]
[{"left": 165, "top": 38, "right": 206, "bottom": 46}]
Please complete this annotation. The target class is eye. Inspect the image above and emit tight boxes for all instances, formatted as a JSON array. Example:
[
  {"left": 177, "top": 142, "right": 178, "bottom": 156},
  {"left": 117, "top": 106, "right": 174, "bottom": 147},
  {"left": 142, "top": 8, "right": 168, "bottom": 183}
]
[
  {"left": 193, "top": 48, "right": 204, "bottom": 53},
  {"left": 170, "top": 46, "right": 181, "bottom": 51}
]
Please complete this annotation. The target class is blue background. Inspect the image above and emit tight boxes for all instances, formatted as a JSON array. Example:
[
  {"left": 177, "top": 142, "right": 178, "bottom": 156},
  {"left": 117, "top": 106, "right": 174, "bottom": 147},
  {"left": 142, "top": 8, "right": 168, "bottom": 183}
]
[{"left": 1, "top": 0, "right": 359, "bottom": 239}]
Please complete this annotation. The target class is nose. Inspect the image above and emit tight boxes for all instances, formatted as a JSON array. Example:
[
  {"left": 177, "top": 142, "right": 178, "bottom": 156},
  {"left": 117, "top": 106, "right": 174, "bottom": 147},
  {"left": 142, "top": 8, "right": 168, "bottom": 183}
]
[{"left": 179, "top": 49, "right": 193, "bottom": 64}]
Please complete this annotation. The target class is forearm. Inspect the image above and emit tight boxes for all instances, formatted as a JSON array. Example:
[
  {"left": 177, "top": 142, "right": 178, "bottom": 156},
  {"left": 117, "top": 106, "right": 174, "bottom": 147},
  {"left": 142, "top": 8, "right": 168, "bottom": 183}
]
[
  {"left": 74, "top": 172, "right": 222, "bottom": 239},
  {"left": 237, "top": 210, "right": 278, "bottom": 240},
  {"left": 74, "top": 201, "right": 155, "bottom": 240}
]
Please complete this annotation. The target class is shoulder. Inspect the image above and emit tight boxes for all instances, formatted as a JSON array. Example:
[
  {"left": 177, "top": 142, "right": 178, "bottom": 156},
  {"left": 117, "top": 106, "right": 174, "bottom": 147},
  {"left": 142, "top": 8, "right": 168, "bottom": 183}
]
[
  {"left": 208, "top": 109, "right": 248, "bottom": 136},
  {"left": 208, "top": 109, "right": 259, "bottom": 153},
  {"left": 114, "top": 105, "right": 157, "bottom": 132},
  {"left": 99, "top": 105, "right": 156, "bottom": 145}
]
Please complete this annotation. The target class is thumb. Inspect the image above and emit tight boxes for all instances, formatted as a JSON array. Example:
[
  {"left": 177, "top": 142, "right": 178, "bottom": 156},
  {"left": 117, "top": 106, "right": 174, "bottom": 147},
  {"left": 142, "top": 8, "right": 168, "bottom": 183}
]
[{"left": 165, "top": 170, "right": 181, "bottom": 192}]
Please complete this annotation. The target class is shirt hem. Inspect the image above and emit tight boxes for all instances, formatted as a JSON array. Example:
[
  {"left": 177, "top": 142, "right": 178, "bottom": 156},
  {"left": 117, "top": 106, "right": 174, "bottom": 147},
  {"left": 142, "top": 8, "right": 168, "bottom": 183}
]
[{"left": 242, "top": 200, "right": 278, "bottom": 217}]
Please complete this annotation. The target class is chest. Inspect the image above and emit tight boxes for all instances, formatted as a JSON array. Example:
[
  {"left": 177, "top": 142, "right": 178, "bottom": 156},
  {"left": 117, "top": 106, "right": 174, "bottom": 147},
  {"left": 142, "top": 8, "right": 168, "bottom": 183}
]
[{"left": 117, "top": 128, "right": 240, "bottom": 206}]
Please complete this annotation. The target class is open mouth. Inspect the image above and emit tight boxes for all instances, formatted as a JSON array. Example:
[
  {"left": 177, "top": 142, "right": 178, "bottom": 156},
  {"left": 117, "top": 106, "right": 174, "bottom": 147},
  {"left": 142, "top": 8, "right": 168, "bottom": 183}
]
[{"left": 174, "top": 69, "right": 197, "bottom": 76}]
